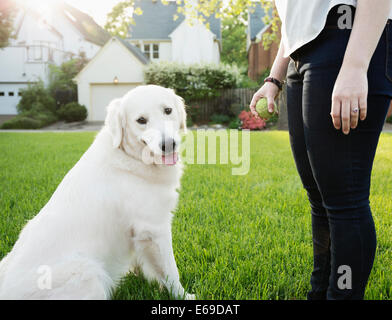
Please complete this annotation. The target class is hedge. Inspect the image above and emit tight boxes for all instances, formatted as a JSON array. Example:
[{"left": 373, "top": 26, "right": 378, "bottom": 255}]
[
  {"left": 143, "top": 62, "right": 241, "bottom": 102},
  {"left": 57, "top": 102, "right": 87, "bottom": 123}
]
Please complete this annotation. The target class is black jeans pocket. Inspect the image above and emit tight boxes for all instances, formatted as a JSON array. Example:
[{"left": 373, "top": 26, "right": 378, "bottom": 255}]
[{"left": 385, "top": 22, "right": 392, "bottom": 82}]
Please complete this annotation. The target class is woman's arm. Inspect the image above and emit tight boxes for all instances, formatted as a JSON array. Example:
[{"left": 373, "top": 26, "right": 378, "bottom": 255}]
[
  {"left": 331, "top": 0, "right": 392, "bottom": 134},
  {"left": 250, "top": 41, "right": 290, "bottom": 117}
]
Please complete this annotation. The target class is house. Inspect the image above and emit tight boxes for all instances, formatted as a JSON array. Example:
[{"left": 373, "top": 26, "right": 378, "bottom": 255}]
[
  {"left": 75, "top": 37, "right": 148, "bottom": 121},
  {"left": 128, "top": 0, "right": 221, "bottom": 64},
  {"left": 0, "top": 2, "right": 109, "bottom": 118},
  {"left": 247, "top": 3, "right": 280, "bottom": 81},
  {"left": 75, "top": 0, "right": 222, "bottom": 122}
]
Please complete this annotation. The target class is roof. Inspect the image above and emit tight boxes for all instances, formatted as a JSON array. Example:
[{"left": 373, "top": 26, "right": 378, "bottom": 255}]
[
  {"left": 75, "top": 37, "right": 149, "bottom": 80},
  {"left": 247, "top": 2, "right": 269, "bottom": 41},
  {"left": 129, "top": 0, "right": 221, "bottom": 41},
  {"left": 115, "top": 37, "right": 149, "bottom": 64},
  {"left": 12, "top": 1, "right": 110, "bottom": 47},
  {"left": 13, "top": 8, "right": 64, "bottom": 40},
  {"left": 57, "top": 2, "right": 110, "bottom": 46}
]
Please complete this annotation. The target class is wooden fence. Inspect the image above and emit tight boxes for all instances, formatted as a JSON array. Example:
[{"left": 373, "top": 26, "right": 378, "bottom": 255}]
[{"left": 187, "top": 88, "right": 259, "bottom": 122}]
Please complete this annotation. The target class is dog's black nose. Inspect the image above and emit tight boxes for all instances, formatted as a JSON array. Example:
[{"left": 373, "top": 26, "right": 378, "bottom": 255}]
[{"left": 160, "top": 138, "right": 176, "bottom": 153}]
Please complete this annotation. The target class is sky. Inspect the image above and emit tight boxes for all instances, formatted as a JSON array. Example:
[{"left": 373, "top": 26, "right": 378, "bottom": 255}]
[
  {"left": 62, "top": 0, "right": 123, "bottom": 26},
  {"left": 15, "top": 0, "right": 233, "bottom": 27},
  {"left": 14, "top": 0, "right": 125, "bottom": 27}
]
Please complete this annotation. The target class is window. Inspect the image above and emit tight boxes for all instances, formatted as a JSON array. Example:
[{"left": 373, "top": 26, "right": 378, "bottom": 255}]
[
  {"left": 143, "top": 44, "right": 150, "bottom": 59},
  {"left": 34, "top": 46, "right": 42, "bottom": 60},
  {"left": 143, "top": 43, "right": 159, "bottom": 59},
  {"left": 8, "top": 92, "right": 14, "bottom": 96},
  {"left": 153, "top": 44, "right": 159, "bottom": 59},
  {"left": 0, "top": 92, "right": 4, "bottom": 97},
  {"left": 18, "top": 92, "right": 22, "bottom": 97}
]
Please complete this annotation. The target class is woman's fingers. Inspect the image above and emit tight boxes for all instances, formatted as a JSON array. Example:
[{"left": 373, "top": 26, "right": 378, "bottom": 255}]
[
  {"left": 350, "top": 100, "right": 360, "bottom": 129},
  {"left": 267, "top": 95, "right": 276, "bottom": 113},
  {"left": 331, "top": 96, "right": 342, "bottom": 130},
  {"left": 341, "top": 99, "right": 351, "bottom": 134},
  {"left": 359, "top": 95, "right": 367, "bottom": 121},
  {"left": 250, "top": 93, "right": 261, "bottom": 118},
  {"left": 267, "top": 95, "right": 278, "bottom": 114}
]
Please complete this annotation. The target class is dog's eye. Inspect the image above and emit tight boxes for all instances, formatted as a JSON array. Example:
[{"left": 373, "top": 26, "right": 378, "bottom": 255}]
[
  {"left": 136, "top": 117, "right": 147, "bottom": 125},
  {"left": 164, "top": 107, "right": 172, "bottom": 115}
]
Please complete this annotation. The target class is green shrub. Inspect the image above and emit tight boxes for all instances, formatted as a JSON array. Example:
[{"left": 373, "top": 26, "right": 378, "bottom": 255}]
[
  {"left": 210, "top": 113, "right": 231, "bottom": 124},
  {"left": 228, "top": 118, "right": 241, "bottom": 129},
  {"left": 32, "top": 111, "right": 58, "bottom": 126},
  {"left": 186, "top": 116, "right": 193, "bottom": 127},
  {"left": 48, "top": 55, "right": 88, "bottom": 107},
  {"left": 258, "top": 68, "right": 271, "bottom": 83},
  {"left": 58, "top": 102, "right": 87, "bottom": 123},
  {"left": 266, "top": 112, "right": 279, "bottom": 124},
  {"left": 0, "top": 109, "right": 58, "bottom": 129},
  {"left": 17, "top": 81, "right": 56, "bottom": 114},
  {"left": 144, "top": 62, "right": 240, "bottom": 103},
  {"left": 387, "top": 115, "right": 392, "bottom": 124},
  {"left": 1, "top": 116, "right": 42, "bottom": 129}
]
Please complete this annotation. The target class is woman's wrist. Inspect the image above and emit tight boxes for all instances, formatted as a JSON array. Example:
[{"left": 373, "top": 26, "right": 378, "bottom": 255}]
[
  {"left": 264, "top": 76, "right": 283, "bottom": 90},
  {"left": 342, "top": 54, "right": 370, "bottom": 73}
]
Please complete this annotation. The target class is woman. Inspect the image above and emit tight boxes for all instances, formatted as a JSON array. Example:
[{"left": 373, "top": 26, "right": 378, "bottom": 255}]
[{"left": 250, "top": 0, "right": 392, "bottom": 300}]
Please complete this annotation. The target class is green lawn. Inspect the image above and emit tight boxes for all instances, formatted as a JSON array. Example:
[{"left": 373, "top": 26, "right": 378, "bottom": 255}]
[{"left": 0, "top": 131, "right": 391, "bottom": 300}]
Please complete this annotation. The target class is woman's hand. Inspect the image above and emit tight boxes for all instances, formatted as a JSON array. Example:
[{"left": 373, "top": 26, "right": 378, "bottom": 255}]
[
  {"left": 331, "top": 65, "right": 368, "bottom": 134},
  {"left": 250, "top": 82, "right": 280, "bottom": 118}
]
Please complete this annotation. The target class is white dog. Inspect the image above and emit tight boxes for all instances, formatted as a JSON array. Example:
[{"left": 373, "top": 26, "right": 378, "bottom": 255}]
[{"left": 0, "top": 85, "right": 195, "bottom": 300}]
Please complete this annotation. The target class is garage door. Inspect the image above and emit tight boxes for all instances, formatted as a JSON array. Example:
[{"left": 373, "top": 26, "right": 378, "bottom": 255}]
[
  {"left": 90, "top": 84, "right": 139, "bottom": 121},
  {"left": 0, "top": 84, "right": 28, "bottom": 115}
]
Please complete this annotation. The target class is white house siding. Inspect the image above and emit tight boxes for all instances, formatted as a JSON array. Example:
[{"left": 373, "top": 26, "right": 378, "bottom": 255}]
[
  {"left": 0, "top": 44, "right": 51, "bottom": 116},
  {"left": 158, "top": 41, "right": 172, "bottom": 61},
  {"left": 48, "top": 13, "right": 101, "bottom": 60},
  {"left": 169, "top": 20, "right": 220, "bottom": 64},
  {"left": 0, "top": 8, "right": 105, "bottom": 116},
  {"left": 129, "top": 40, "right": 172, "bottom": 62},
  {"left": 76, "top": 38, "right": 145, "bottom": 121},
  {"left": 16, "top": 13, "right": 63, "bottom": 50}
]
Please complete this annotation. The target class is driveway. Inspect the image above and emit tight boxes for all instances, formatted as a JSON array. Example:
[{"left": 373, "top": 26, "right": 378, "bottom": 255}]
[{"left": 0, "top": 121, "right": 104, "bottom": 132}]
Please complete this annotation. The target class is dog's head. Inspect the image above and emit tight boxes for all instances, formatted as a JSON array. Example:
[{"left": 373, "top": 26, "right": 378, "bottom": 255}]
[{"left": 105, "top": 85, "right": 187, "bottom": 166}]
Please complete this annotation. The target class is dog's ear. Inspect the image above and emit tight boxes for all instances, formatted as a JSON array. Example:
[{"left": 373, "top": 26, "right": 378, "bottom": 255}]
[
  {"left": 169, "top": 90, "right": 187, "bottom": 133},
  {"left": 105, "top": 98, "right": 124, "bottom": 148},
  {"left": 176, "top": 94, "right": 187, "bottom": 133},
  {"left": 167, "top": 88, "right": 187, "bottom": 132}
]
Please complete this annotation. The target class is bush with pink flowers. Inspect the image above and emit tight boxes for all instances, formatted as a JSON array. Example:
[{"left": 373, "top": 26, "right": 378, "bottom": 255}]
[{"left": 238, "top": 110, "right": 266, "bottom": 130}]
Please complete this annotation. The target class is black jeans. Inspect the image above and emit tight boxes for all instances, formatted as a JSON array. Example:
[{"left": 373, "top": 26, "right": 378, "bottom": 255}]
[{"left": 287, "top": 9, "right": 392, "bottom": 299}]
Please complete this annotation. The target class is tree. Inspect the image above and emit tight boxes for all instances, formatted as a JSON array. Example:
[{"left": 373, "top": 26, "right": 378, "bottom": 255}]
[
  {"left": 187, "top": 0, "right": 280, "bottom": 49},
  {"left": 221, "top": 15, "right": 247, "bottom": 68},
  {"left": 48, "top": 53, "right": 89, "bottom": 107},
  {"left": 0, "top": 0, "right": 16, "bottom": 48},
  {"left": 105, "top": 0, "right": 142, "bottom": 38},
  {"left": 104, "top": 0, "right": 280, "bottom": 49}
]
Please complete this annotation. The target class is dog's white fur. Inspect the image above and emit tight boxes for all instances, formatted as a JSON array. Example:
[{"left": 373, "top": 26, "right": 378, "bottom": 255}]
[{"left": 0, "top": 85, "right": 195, "bottom": 300}]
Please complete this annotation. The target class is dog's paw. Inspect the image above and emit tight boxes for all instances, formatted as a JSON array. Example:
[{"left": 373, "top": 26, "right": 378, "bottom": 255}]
[{"left": 185, "top": 293, "right": 196, "bottom": 300}]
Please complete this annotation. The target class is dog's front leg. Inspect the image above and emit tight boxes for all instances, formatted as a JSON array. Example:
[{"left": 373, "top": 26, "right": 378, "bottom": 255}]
[
  {"left": 158, "top": 234, "right": 195, "bottom": 300},
  {"left": 134, "top": 230, "right": 195, "bottom": 300}
]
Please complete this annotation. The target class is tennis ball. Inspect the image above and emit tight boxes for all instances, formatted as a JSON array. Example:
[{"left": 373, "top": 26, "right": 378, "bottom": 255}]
[{"left": 255, "top": 98, "right": 276, "bottom": 120}]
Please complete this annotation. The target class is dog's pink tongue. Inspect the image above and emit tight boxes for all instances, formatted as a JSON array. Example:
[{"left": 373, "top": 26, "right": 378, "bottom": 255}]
[{"left": 162, "top": 153, "right": 178, "bottom": 166}]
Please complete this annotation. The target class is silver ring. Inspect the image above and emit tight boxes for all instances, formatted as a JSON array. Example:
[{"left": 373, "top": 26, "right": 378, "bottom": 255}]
[{"left": 352, "top": 107, "right": 359, "bottom": 114}]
